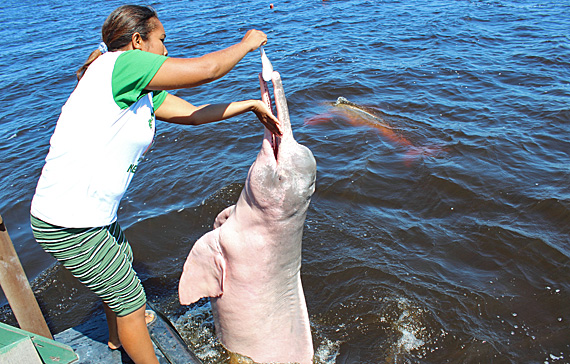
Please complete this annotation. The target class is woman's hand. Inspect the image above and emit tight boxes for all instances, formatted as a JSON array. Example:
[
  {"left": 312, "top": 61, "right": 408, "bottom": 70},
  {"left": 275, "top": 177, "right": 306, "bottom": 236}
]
[
  {"left": 240, "top": 29, "right": 268, "bottom": 52},
  {"left": 251, "top": 100, "right": 282, "bottom": 136}
]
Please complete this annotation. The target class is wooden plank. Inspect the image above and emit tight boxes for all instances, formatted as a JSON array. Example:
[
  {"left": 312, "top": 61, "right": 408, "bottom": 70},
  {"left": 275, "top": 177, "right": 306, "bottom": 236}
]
[
  {"left": 0, "top": 213, "right": 52, "bottom": 339},
  {"left": 147, "top": 304, "right": 203, "bottom": 364}
]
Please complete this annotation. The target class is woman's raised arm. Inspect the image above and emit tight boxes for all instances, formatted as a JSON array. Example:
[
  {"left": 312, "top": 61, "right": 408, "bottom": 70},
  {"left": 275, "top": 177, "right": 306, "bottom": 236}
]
[{"left": 147, "top": 29, "right": 267, "bottom": 90}]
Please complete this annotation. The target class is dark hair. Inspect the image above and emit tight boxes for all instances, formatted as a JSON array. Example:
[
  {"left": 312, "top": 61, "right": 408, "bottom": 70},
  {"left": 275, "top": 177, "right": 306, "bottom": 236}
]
[{"left": 76, "top": 5, "right": 158, "bottom": 81}]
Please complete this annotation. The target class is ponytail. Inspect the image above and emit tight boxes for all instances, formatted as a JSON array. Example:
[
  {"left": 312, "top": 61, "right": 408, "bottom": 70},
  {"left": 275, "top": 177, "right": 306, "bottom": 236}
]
[{"left": 76, "top": 49, "right": 103, "bottom": 81}]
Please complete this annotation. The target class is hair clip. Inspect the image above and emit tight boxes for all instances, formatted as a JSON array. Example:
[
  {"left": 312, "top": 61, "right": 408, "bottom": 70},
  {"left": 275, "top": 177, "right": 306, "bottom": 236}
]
[{"left": 98, "top": 42, "right": 108, "bottom": 54}]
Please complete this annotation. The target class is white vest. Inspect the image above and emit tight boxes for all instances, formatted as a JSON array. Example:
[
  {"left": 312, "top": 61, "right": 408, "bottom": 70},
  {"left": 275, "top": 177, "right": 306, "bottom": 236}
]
[{"left": 32, "top": 51, "right": 167, "bottom": 227}]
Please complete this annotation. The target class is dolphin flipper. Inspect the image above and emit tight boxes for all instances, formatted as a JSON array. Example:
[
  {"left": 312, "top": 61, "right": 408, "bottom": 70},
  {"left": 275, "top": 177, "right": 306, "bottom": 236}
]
[{"left": 179, "top": 229, "right": 226, "bottom": 304}]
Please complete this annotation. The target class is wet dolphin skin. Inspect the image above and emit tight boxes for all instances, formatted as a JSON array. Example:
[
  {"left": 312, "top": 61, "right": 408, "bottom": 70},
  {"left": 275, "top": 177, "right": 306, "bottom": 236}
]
[{"left": 179, "top": 71, "right": 316, "bottom": 363}]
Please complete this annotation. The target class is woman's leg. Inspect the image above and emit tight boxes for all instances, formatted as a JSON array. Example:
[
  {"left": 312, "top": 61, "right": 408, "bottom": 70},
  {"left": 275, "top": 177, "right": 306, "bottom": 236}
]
[
  {"left": 116, "top": 305, "right": 159, "bottom": 364},
  {"left": 103, "top": 302, "right": 121, "bottom": 350},
  {"left": 31, "top": 216, "right": 156, "bottom": 362},
  {"left": 104, "top": 302, "right": 156, "bottom": 350}
]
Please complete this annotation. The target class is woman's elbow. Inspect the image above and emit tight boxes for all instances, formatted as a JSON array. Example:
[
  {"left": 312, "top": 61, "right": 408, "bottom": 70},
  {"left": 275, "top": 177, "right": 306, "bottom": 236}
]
[
  {"left": 197, "top": 62, "right": 221, "bottom": 84},
  {"left": 184, "top": 64, "right": 219, "bottom": 87}
]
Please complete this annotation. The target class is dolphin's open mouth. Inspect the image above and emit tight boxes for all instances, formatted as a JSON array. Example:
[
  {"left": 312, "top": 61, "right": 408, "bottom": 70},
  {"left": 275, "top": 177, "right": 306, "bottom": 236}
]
[
  {"left": 259, "top": 72, "right": 282, "bottom": 161},
  {"left": 271, "top": 134, "right": 280, "bottom": 160}
]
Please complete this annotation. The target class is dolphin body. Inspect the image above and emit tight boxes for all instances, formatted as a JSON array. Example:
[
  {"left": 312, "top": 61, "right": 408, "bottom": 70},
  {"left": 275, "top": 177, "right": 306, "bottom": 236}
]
[
  {"left": 306, "top": 96, "right": 413, "bottom": 148},
  {"left": 306, "top": 97, "right": 447, "bottom": 165},
  {"left": 179, "top": 71, "right": 316, "bottom": 363}
]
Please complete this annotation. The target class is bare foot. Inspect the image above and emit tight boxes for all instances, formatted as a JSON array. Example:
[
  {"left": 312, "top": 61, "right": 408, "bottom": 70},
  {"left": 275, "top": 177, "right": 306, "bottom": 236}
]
[
  {"left": 145, "top": 310, "right": 155, "bottom": 325},
  {"left": 108, "top": 339, "right": 121, "bottom": 350}
]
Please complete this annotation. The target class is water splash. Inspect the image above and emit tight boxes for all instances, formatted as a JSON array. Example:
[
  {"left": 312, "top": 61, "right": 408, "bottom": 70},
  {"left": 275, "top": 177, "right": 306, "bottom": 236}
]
[
  {"left": 175, "top": 299, "right": 340, "bottom": 363},
  {"left": 384, "top": 297, "right": 430, "bottom": 363}
]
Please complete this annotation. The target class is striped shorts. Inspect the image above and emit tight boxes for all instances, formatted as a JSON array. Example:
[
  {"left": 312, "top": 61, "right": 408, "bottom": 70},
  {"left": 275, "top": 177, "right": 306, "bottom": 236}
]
[{"left": 30, "top": 215, "right": 146, "bottom": 317}]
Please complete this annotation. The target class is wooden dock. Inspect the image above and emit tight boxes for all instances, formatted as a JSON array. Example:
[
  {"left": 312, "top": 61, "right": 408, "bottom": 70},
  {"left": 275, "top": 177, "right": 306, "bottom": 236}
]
[{"left": 54, "top": 306, "right": 203, "bottom": 363}]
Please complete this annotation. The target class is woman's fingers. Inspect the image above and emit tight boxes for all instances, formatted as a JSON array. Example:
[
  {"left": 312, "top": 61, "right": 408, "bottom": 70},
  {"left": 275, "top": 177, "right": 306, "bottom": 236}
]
[
  {"left": 252, "top": 100, "right": 282, "bottom": 136},
  {"left": 241, "top": 29, "right": 268, "bottom": 52}
]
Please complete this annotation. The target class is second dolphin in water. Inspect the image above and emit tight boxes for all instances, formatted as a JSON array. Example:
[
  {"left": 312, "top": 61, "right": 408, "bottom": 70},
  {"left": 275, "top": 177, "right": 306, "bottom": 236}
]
[{"left": 306, "top": 97, "right": 446, "bottom": 165}]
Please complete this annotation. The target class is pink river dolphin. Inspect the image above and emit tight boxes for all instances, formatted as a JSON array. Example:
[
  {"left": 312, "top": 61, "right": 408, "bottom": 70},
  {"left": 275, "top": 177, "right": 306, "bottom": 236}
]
[
  {"left": 179, "top": 71, "right": 316, "bottom": 363},
  {"left": 305, "top": 97, "right": 448, "bottom": 166}
]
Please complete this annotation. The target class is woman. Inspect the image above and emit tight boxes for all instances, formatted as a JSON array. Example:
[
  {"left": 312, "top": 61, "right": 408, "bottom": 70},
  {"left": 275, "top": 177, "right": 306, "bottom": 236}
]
[{"left": 30, "top": 5, "right": 281, "bottom": 364}]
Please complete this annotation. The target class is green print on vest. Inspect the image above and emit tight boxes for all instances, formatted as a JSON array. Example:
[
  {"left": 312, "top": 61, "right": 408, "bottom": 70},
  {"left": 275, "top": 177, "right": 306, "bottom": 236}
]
[
  {"left": 148, "top": 108, "right": 154, "bottom": 129},
  {"left": 127, "top": 157, "right": 144, "bottom": 173}
]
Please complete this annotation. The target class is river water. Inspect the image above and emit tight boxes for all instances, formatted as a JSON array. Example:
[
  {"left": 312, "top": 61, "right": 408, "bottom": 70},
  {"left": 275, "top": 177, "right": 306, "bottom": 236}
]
[{"left": 1, "top": 0, "right": 569, "bottom": 363}]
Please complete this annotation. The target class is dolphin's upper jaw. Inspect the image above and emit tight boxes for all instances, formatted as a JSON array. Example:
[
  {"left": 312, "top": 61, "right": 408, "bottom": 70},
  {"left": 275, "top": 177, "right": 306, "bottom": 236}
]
[{"left": 270, "top": 71, "right": 295, "bottom": 164}]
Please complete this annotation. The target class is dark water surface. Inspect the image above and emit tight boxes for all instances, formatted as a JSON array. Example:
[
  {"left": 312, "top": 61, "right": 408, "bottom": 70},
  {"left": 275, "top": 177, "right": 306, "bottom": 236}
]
[{"left": 1, "top": 0, "right": 569, "bottom": 363}]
